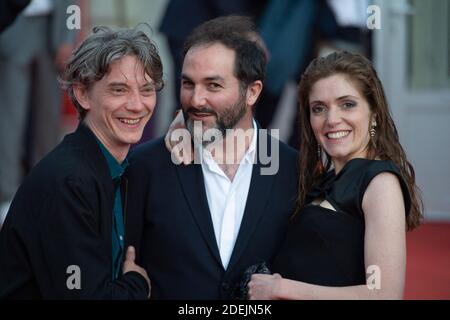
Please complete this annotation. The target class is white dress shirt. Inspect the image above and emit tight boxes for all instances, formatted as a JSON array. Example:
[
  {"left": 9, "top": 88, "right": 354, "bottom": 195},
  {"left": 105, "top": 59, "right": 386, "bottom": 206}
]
[{"left": 201, "top": 120, "right": 257, "bottom": 270}]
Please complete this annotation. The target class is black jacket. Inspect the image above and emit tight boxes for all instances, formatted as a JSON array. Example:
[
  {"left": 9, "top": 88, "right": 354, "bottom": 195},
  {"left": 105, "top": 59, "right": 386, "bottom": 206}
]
[
  {"left": 0, "top": 124, "right": 148, "bottom": 299},
  {"left": 126, "top": 133, "right": 298, "bottom": 299}
]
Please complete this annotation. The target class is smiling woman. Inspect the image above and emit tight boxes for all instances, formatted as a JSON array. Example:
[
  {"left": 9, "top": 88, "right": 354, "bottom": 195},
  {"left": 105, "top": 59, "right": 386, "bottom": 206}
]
[
  {"left": 308, "top": 74, "right": 374, "bottom": 173},
  {"left": 246, "top": 51, "right": 424, "bottom": 300},
  {"left": 296, "top": 52, "right": 423, "bottom": 228}
]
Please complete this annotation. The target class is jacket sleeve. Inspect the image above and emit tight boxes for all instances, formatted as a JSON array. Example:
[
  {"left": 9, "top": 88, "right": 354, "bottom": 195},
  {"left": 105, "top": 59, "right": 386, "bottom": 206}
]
[{"left": 37, "top": 175, "right": 149, "bottom": 300}]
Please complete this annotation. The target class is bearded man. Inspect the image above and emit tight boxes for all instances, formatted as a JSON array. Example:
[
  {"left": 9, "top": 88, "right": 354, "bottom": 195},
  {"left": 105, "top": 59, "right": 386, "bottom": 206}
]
[{"left": 126, "top": 16, "right": 298, "bottom": 299}]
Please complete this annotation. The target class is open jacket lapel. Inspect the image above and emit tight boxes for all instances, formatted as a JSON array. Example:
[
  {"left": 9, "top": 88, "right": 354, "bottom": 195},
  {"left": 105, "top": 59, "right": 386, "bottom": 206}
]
[
  {"left": 226, "top": 131, "right": 277, "bottom": 272},
  {"left": 175, "top": 164, "right": 223, "bottom": 267}
]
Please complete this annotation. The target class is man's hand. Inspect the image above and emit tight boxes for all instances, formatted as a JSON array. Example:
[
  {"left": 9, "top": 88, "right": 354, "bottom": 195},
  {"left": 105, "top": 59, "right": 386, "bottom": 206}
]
[
  {"left": 164, "top": 110, "right": 193, "bottom": 165},
  {"left": 123, "top": 246, "right": 151, "bottom": 298}
]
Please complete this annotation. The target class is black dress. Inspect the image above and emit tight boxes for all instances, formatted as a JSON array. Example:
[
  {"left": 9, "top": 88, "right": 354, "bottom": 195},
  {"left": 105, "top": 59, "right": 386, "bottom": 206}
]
[{"left": 272, "top": 158, "right": 411, "bottom": 287}]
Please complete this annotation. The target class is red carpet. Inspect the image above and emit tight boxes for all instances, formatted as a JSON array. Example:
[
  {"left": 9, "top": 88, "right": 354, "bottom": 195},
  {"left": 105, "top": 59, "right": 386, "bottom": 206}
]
[{"left": 404, "top": 223, "right": 450, "bottom": 299}]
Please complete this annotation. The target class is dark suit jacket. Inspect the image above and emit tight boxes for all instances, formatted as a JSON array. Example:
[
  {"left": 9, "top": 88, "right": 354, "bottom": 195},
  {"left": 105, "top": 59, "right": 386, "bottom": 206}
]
[
  {"left": 0, "top": 124, "right": 148, "bottom": 299},
  {"left": 126, "top": 132, "right": 298, "bottom": 299}
]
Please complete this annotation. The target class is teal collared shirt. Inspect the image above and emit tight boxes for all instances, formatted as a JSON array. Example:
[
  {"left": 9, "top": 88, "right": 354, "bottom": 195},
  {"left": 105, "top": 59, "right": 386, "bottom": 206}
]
[{"left": 96, "top": 139, "right": 129, "bottom": 280}]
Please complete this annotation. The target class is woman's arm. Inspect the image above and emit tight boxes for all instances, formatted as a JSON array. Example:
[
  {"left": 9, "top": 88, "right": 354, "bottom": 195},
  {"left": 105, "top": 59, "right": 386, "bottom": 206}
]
[{"left": 248, "top": 172, "right": 407, "bottom": 300}]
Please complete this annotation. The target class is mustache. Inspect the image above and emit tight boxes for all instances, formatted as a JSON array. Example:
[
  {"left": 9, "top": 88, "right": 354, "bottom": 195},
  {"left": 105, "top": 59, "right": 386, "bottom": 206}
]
[{"left": 186, "top": 107, "right": 218, "bottom": 117}]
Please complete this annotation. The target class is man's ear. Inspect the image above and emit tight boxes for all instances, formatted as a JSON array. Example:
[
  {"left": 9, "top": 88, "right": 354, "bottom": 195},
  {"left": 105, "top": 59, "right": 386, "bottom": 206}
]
[
  {"left": 73, "top": 85, "right": 91, "bottom": 112},
  {"left": 246, "top": 80, "right": 263, "bottom": 107}
]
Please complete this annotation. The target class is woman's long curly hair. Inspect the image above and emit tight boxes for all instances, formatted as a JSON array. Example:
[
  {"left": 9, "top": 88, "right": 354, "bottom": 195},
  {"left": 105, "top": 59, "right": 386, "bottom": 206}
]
[{"left": 296, "top": 51, "right": 423, "bottom": 230}]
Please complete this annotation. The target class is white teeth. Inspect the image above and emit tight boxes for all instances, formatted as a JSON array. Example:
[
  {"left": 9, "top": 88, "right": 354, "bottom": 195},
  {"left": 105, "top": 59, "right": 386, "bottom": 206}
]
[
  {"left": 119, "top": 118, "right": 140, "bottom": 125},
  {"left": 327, "top": 131, "right": 350, "bottom": 139}
]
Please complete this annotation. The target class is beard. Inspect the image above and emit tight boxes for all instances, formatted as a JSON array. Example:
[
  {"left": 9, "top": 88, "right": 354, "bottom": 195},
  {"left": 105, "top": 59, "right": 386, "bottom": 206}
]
[{"left": 183, "top": 91, "right": 247, "bottom": 147}]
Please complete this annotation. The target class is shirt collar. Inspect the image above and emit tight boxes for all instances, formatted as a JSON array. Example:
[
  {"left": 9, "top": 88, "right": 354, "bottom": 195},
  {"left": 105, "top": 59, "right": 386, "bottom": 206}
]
[
  {"left": 245, "top": 119, "right": 258, "bottom": 163},
  {"left": 202, "top": 119, "right": 257, "bottom": 169},
  {"left": 95, "top": 138, "right": 128, "bottom": 179}
]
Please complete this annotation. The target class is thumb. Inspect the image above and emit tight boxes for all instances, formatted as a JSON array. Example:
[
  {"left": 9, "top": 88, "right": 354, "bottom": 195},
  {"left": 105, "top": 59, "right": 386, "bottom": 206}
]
[{"left": 125, "top": 246, "right": 136, "bottom": 262}]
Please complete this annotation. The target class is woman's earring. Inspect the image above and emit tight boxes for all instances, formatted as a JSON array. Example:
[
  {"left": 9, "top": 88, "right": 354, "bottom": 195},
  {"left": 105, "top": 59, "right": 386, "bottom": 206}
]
[
  {"left": 316, "top": 144, "right": 325, "bottom": 174},
  {"left": 370, "top": 119, "right": 377, "bottom": 137}
]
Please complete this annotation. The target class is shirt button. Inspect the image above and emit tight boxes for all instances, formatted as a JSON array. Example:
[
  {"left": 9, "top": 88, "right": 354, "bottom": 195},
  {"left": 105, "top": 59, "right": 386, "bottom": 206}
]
[{"left": 119, "top": 235, "right": 123, "bottom": 241}]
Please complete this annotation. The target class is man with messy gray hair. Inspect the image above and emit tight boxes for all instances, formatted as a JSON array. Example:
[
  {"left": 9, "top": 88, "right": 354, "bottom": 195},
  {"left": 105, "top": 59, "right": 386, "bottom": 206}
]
[{"left": 0, "top": 25, "right": 163, "bottom": 299}]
